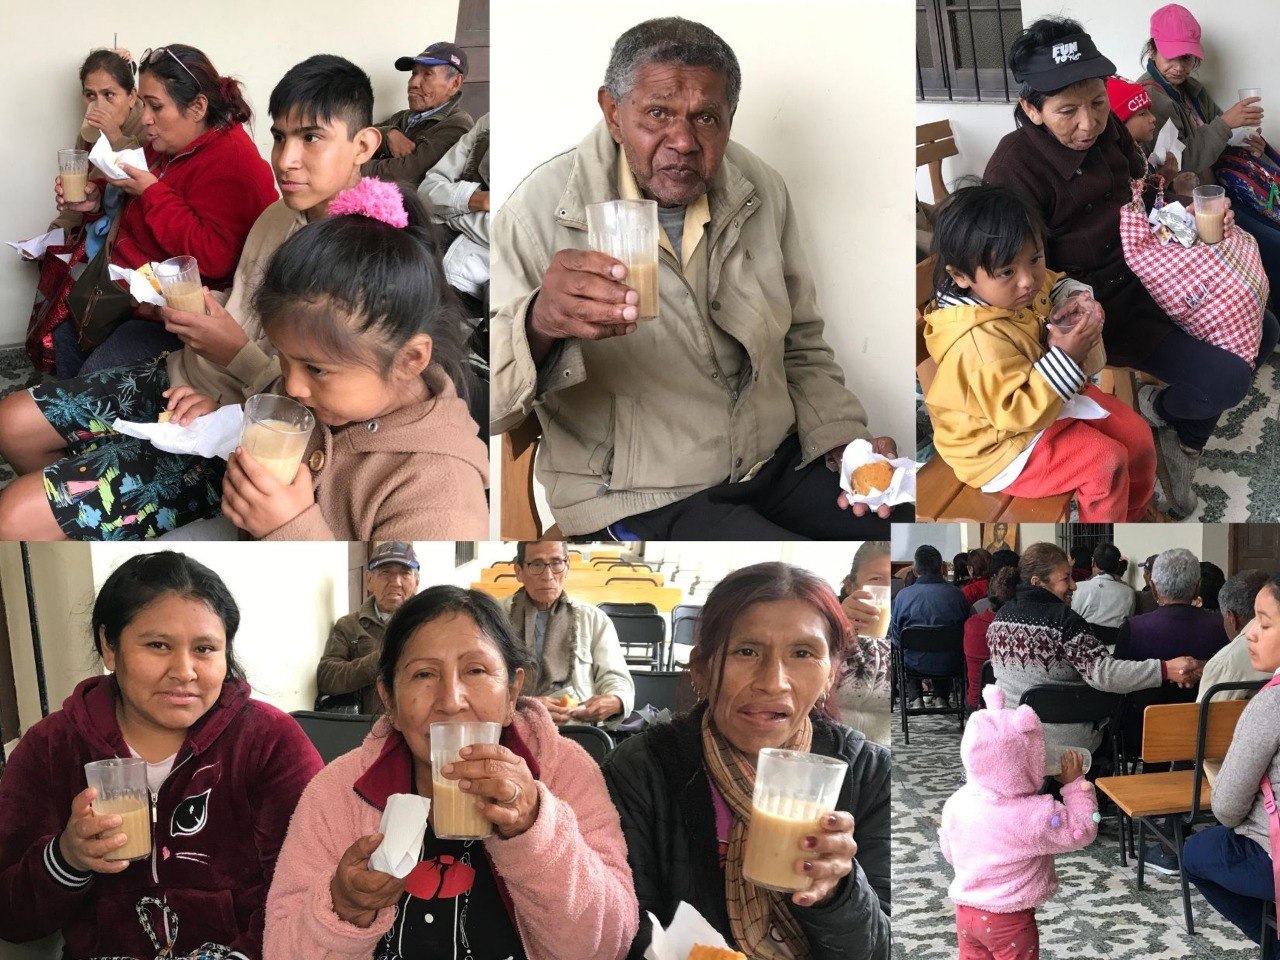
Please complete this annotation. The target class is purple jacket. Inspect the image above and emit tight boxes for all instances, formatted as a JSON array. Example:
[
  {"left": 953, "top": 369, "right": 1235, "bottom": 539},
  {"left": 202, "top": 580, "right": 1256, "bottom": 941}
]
[
  {"left": 1116, "top": 603, "right": 1229, "bottom": 664},
  {"left": 0, "top": 675, "right": 322, "bottom": 959}
]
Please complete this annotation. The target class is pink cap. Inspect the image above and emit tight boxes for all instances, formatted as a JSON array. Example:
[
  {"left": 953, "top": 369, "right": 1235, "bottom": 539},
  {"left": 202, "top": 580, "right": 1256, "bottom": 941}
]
[{"left": 1150, "top": 4, "right": 1204, "bottom": 60}]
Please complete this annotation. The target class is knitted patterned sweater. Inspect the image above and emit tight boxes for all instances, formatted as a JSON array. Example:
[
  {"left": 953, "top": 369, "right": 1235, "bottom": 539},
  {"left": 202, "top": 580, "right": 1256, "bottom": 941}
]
[{"left": 987, "top": 584, "right": 1163, "bottom": 752}]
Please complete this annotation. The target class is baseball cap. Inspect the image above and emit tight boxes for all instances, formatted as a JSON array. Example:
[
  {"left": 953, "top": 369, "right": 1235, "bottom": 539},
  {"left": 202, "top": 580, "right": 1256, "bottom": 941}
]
[
  {"left": 1150, "top": 4, "right": 1204, "bottom": 61},
  {"left": 1106, "top": 77, "right": 1153, "bottom": 123},
  {"left": 368, "top": 541, "right": 420, "bottom": 571},
  {"left": 394, "top": 42, "right": 468, "bottom": 76},
  {"left": 1012, "top": 31, "right": 1116, "bottom": 93}
]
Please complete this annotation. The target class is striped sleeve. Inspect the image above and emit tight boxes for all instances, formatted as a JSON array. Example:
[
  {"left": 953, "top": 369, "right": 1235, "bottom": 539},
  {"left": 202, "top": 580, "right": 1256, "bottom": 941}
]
[
  {"left": 1050, "top": 277, "right": 1093, "bottom": 304},
  {"left": 1033, "top": 346, "right": 1086, "bottom": 401},
  {"left": 43, "top": 836, "right": 93, "bottom": 890}
]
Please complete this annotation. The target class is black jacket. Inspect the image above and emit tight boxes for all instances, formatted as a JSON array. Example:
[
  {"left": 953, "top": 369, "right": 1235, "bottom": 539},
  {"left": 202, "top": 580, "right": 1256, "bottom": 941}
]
[{"left": 601, "top": 705, "right": 891, "bottom": 960}]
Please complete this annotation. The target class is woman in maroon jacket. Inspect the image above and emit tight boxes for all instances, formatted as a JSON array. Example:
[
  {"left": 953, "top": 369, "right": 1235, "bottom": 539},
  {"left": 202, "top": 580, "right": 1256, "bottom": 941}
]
[
  {"left": 51, "top": 43, "right": 277, "bottom": 378},
  {"left": 0, "top": 551, "right": 322, "bottom": 959},
  {"left": 983, "top": 17, "right": 1279, "bottom": 520}
]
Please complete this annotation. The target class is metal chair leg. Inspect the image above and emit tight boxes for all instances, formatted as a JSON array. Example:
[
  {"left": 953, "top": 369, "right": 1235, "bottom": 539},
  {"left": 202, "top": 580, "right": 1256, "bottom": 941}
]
[
  {"left": 1173, "top": 818, "right": 1194, "bottom": 935},
  {"left": 1136, "top": 818, "right": 1148, "bottom": 891},
  {"left": 1118, "top": 813, "right": 1129, "bottom": 868}
]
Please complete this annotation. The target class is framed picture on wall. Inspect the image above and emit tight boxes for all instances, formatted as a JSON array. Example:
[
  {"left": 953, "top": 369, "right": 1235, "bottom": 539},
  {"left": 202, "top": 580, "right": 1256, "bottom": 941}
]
[{"left": 981, "top": 523, "right": 1018, "bottom": 554}]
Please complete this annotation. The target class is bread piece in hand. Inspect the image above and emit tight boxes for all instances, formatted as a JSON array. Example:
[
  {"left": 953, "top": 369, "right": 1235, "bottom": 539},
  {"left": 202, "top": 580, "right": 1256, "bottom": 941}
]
[
  {"left": 851, "top": 460, "right": 893, "bottom": 496},
  {"left": 688, "top": 947, "right": 747, "bottom": 960}
]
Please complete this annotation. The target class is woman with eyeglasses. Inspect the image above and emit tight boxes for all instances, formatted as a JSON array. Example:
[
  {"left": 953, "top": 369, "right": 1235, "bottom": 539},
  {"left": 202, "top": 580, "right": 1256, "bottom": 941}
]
[{"left": 50, "top": 43, "right": 276, "bottom": 377}]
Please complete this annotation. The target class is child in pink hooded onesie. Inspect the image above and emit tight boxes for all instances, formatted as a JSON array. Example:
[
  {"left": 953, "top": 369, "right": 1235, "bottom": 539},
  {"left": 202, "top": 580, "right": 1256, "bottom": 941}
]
[{"left": 939, "top": 685, "right": 1100, "bottom": 959}]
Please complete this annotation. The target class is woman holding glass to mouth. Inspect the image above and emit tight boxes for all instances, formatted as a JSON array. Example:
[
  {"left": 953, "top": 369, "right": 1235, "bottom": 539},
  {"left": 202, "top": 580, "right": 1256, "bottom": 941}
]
[
  {"left": 265, "top": 586, "right": 637, "bottom": 960},
  {"left": 602, "top": 562, "right": 891, "bottom": 960}
]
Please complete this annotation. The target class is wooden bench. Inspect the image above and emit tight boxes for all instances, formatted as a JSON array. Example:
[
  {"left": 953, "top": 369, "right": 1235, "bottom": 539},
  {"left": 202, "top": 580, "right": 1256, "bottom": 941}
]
[
  {"left": 915, "top": 256, "right": 1141, "bottom": 521},
  {"left": 917, "top": 119, "right": 958, "bottom": 207},
  {"left": 500, "top": 412, "right": 563, "bottom": 540}
]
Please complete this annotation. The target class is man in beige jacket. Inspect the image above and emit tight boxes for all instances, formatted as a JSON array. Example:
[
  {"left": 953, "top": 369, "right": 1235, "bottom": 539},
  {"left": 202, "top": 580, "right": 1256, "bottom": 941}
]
[{"left": 492, "top": 17, "right": 902, "bottom": 539}]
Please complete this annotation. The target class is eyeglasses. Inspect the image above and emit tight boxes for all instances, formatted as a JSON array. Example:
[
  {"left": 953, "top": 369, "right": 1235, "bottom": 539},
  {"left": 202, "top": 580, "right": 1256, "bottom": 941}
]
[
  {"left": 140, "top": 47, "right": 200, "bottom": 88},
  {"left": 522, "top": 559, "right": 568, "bottom": 575}
]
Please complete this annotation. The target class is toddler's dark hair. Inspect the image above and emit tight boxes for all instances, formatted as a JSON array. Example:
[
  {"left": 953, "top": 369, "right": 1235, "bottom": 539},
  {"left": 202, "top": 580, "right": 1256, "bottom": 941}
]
[
  {"left": 930, "top": 184, "right": 1048, "bottom": 296},
  {"left": 252, "top": 181, "right": 467, "bottom": 401}
]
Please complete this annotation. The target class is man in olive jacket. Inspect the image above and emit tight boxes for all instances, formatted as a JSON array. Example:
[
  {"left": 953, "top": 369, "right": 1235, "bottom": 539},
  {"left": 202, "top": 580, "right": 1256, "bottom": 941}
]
[
  {"left": 362, "top": 42, "right": 474, "bottom": 189},
  {"left": 491, "top": 17, "right": 901, "bottom": 539},
  {"left": 315, "top": 542, "right": 420, "bottom": 713}
]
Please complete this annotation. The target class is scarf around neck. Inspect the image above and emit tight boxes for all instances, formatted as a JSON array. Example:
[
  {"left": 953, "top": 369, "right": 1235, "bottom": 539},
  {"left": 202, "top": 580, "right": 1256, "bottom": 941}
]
[
  {"left": 700, "top": 709, "right": 814, "bottom": 960},
  {"left": 508, "top": 588, "right": 577, "bottom": 696}
]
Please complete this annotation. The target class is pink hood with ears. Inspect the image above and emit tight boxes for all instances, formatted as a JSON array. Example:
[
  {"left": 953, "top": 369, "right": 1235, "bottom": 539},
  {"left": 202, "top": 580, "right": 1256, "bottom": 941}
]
[{"left": 960, "top": 685, "right": 1045, "bottom": 798}]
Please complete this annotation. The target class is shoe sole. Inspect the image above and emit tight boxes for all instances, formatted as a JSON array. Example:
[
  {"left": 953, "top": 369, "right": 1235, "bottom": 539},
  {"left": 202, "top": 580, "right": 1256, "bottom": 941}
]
[{"left": 1143, "top": 861, "right": 1180, "bottom": 876}]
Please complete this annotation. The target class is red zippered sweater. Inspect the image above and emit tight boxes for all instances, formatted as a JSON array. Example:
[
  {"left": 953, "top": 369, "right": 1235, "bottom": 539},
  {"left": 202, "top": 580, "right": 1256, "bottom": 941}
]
[
  {"left": 106, "top": 122, "right": 278, "bottom": 289},
  {"left": 0, "top": 675, "right": 322, "bottom": 959}
]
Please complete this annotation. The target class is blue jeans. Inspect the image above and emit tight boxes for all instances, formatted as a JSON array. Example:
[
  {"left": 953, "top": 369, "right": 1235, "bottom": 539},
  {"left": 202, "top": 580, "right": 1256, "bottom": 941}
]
[
  {"left": 1182, "top": 825, "right": 1277, "bottom": 955},
  {"left": 53, "top": 317, "right": 183, "bottom": 379},
  {"left": 1141, "top": 309, "right": 1280, "bottom": 449}
]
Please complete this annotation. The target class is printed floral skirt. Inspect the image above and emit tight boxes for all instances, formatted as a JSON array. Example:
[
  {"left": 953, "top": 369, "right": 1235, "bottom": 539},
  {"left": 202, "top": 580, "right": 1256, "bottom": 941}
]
[{"left": 31, "top": 358, "right": 224, "bottom": 539}]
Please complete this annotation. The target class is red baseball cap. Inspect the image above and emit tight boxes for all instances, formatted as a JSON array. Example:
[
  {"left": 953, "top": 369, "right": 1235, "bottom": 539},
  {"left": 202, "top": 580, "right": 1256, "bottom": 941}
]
[
  {"left": 1150, "top": 4, "right": 1204, "bottom": 61},
  {"left": 1106, "top": 77, "right": 1153, "bottom": 122}
]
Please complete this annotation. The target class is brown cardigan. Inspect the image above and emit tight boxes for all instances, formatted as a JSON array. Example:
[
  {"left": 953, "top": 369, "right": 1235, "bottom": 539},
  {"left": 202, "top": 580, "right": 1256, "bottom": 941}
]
[
  {"left": 258, "top": 370, "right": 489, "bottom": 541},
  {"left": 984, "top": 112, "right": 1174, "bottom": 366}
]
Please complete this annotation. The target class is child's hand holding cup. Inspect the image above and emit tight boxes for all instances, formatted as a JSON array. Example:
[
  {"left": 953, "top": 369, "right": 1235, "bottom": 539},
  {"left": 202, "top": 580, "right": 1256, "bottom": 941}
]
[
  {"left": 1056, "top": 749, "right": 1086, "bottom": 785},
  {"left": 1047, "top": 297, "right": 1102, "bottom": 366}
]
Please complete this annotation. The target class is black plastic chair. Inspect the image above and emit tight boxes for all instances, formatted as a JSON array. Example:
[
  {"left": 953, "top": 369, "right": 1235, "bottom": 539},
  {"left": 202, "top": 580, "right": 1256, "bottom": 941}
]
[
  {"left": 1261, "top": 900, "right": 1276, "bottom": 959},
  {"left": 560, "top": 723, "right": 614, "bottom": 763},
  {"left": 609, "top": 612, "right": 666, "bottom": 670},
  {"left": 980, "top": 659, "right": 996, "bottom": 690},
  {"left": 670, "top": 604, "right": 702, "bottom": 669},
  {"left": 894, "top": 625, "right": 966, "bottom": 743},
  {"left": 1017, "top": 683, "right": 1126, "bottom": 770},
  {"left": 289, "top": 711, "right": 375, "bottom": 764},
  {"left": 1088, "top": 623, "right": 1121, "bottom": 647},
  {"left": 599, "top": 602, "right": 660, "bottom": 618},
  {"left": 630, "top": 670, "right": 684, "bottom": 713}
]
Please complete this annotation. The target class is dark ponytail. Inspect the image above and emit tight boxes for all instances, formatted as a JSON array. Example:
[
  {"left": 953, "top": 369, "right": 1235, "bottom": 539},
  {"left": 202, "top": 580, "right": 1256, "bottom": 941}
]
[{"left": 140, "top": 43, "right": 251, "bottom": 127}]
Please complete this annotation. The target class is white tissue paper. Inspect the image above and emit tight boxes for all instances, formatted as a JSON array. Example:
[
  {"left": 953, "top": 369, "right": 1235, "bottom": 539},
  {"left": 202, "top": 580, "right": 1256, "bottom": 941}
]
[
  {"left": 1148, "top": 119, "right": 1185, "bottom": 169},
  {"left": 369, "top": 793, "right": 431, "bottom": 879},
  {"left": 839, "top": 439, "right": 916, "bottom": 509},
  {"left": 1228, "top": 125, "right": 1259, "bottom": 147},
  {"left": 644, "top": 902, "right": 733, "bottom": 960},
  {"left": 107, "top": 263, "right": 166, "bottom": 307},
  {"left": 111, "top": 405, "right": 244, "bottom": 460},
  {"left": 6, "top": 228, "right": 64, "bottom": 260},
  {"left": 88, "top": 135, "right": 147, "bottom": 181}
]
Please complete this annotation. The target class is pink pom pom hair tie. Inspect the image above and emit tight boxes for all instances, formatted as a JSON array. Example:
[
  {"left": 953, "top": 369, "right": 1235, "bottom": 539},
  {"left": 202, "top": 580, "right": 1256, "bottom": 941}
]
[{"left": 328, "top": 177, "right": 409, "bottom": 228}]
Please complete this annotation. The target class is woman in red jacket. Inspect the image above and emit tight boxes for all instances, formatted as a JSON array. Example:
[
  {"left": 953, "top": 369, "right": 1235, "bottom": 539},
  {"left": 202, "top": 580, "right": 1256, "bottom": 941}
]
[
  {"left": 50, "top": 43, "right": 277, "bottom": 377},
  {"left": 0, "top": 551, "right": 322, "bottom": 959}
]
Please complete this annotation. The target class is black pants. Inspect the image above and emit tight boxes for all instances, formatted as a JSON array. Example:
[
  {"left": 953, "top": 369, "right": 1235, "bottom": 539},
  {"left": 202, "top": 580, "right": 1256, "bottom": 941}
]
[
  {"left": 906, "top": 678, "right": 952, "bottom": 702},
  {"left": 592, "top": 434, "right": 911, "bottom": 540}
]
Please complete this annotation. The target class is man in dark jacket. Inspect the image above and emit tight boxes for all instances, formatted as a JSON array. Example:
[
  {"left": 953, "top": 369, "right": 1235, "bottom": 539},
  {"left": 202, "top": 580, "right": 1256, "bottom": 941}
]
[
  {"left": 315, "top": 542, "right": 420, "bottom": 713},
  {"left": 362, "top": 41, "right": 474, "bottom": 188},
  {"left": 891, "top": 544, "right": 971, "bottom": 709}
]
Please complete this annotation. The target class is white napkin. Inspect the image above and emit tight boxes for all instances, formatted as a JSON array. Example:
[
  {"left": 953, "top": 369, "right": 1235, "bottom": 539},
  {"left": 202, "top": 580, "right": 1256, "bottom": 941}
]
[
  {"left": 1148, "top": 119, "right": 1185, "bottom": 169},
  {"left": 644, "top": 902, "right": 732, "bottom": 960},
  {"left": 6, "top": 228, "right": 64, "bottom": 260},
  {"left": 1228, "top": 125, "right": 1259, "bottom": 147},
  {"left": 108, "top": 263, "right": 166, "bottom": 307},
  {"left": 111, "top": 405, "right": 244, "bottom": 459},
  {"left": 88, "top": 135, "right": 147, "bottom": 180},
  {"left": 839, "top": 438, "right": 916, "bottom": 509},
  {"left": 369, "top": 793, "right": 431, "bottom": 879}
]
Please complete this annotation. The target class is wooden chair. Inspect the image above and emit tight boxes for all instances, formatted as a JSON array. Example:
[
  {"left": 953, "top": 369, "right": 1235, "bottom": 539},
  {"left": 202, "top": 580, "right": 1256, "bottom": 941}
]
[
  {"left": 917, "top": 120, "right": 958, "bottom": 206},
  {"left": 1095, "top": 680, "right": 1265, "bottom": 934},
  {"left": 499, "top": 411, "right": 563, "bottom": 540}
]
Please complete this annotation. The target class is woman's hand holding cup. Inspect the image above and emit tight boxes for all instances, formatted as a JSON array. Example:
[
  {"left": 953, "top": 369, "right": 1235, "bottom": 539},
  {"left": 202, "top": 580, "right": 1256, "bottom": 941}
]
[
  {"left": 58, "top": 787, "right": 133, "bottom": 875},
  {"left": 55, "top": 176, "right": 100, "bottom": 214},
  {"left": 1223, "top": 97, "right": 1264, "bottom": 131},
  {"left": 792, "top": 811, "right": 857, "bottom": 908},
  {"left": 840, "top": 589, "right": 880, "bottom": 636},
  {"left": 329, "top": 833, "right": 406, "bottom": 928},
  {"left": 440, "top": 743, "right": 541, "bottom": 839}
]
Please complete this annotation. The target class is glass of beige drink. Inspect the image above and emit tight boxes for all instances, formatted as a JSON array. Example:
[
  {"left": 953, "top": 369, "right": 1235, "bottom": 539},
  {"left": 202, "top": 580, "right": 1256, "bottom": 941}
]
[
  {"left": 1193, "top": 185, "right": 1227, "bottom": 244},
  {"left": 58, "top": 148, "right": 90, "bottom": 203},
  {"left": 862, "top": 584, "right": 892, "bottom": 640},
  {"left": 586, "top": 199, "right": 660, "bottom": 321},
  {"left": 156, "top": 256, "right": 207, "bottom": 314},
  {"left": 429, "top": 721, "right": 502, "bottom": 840},
  {"left": 742, "top": 748, "right": 847, "bottom": 892},
  {"left": 84, "top": 758, "right": 151, "bottom": 862},
  {"left": 239, "top": 395, "right": 315, "bottom": 484}
]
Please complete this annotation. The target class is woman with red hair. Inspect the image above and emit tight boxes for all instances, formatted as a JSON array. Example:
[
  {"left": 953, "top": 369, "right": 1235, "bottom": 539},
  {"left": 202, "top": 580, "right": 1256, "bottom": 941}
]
[{"left": 602, "top": 562, "right": 890, "bottom": 960}]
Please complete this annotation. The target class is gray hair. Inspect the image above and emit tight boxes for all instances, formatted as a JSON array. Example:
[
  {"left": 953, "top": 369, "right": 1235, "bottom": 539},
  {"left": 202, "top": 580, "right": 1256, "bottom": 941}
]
[
  {"left": 1219, "top": 569, "right": 1270, "bottom": 622},
  {"left": 1151, "top": 548, "right": 1200, "bottom": 602},
  {"left": 603, "top": 17, "right": 741, "bottom": 112}
]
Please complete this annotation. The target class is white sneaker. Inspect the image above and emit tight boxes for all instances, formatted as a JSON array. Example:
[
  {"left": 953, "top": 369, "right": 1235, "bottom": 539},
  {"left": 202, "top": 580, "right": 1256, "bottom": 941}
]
[{"left": 908, "top": 698, "right": 925, "bottom": 710}]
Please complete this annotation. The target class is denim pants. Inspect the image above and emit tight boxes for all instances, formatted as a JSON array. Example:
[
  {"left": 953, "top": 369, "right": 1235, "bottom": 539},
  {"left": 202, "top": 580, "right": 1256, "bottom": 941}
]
[{"left": 1182, "top": 825, "right": 1277, "bottom": 956}]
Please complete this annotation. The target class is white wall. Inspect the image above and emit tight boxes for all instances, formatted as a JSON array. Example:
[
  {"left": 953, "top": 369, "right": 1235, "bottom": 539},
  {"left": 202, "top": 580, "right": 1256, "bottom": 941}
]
[
  {"left": 492, "top": 0, "right": 916, "bottom": 454},
  {"left": 916, "top": 2, "right": 1278, "bottom": 199},
  {"left": 0, "top": 2, "right": 459, "bottom": 346}
]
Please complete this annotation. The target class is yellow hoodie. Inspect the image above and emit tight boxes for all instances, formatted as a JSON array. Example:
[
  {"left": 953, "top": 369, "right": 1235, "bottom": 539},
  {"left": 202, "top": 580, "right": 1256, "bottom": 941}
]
[{"left": 922, "top": 270, "right": 1106, "bottom": 487}]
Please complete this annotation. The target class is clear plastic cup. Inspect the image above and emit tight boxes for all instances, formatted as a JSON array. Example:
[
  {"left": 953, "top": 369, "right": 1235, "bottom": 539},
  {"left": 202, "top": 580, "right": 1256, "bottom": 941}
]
[
  {"left": 429, "top": 721, "right": 502, "bottom": 839},
  {"left": 1193, "top": 185, "right": 1227, "bottom": 244},
  {"left": 1240, "top": 88, "right": 1263, "bottom": 136},
  {"left": 58, "top": 148, "right": 89, "bottom": 203},
  {"left": 742, "top": 748, "right": 848, "bottom": 892},
  {"left": 239, "top": 394, "right": 315, "bottom": 484},
  {"left": 862, "top": 584, "right": 891, "bottom": 639},
  {"left": 155, "top": 256, "right": 206, "bottom": 314},
  {"left": 586, "top": 199, "right": 660, "bottom": 321},
  {"left": 84, "top": 758, "right": 151, "bottom": 862},
  {"left": 1044, "top": 746, "right": 1093, "bottom": 778}
]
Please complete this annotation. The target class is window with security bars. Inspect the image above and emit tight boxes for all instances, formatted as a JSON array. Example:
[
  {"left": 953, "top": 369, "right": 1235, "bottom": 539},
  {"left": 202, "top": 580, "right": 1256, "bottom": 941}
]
[
  {"left": 1058, "top": 525, "right": 1116, "bottom": 564},
  {"left": 917, "top": 0, "right": 1022, "bottom": 102}
]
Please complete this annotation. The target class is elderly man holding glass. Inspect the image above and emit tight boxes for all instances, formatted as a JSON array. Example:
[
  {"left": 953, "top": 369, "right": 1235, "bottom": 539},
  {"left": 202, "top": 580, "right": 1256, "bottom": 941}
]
[{"left": 499, "top": 541, "right": 635, "bottom": 725}]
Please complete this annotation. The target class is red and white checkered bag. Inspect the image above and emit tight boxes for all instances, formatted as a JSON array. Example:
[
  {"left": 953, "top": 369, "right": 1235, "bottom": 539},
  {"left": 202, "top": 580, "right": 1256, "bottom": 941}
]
[{"left": 1120, "top": 177, "right": 1268, "bottom": 365}]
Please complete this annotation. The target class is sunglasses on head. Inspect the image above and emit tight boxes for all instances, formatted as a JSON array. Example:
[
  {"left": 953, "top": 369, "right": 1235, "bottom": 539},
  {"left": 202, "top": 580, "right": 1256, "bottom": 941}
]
[{"left": 140, "top": 46, "right": 199, "bottom": 88}]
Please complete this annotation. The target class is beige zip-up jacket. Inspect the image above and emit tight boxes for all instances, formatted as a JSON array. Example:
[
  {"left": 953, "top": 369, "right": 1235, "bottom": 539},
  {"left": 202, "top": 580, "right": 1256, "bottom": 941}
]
[{"left": 491, "top": 121, "right": 868, "bottom": 534}]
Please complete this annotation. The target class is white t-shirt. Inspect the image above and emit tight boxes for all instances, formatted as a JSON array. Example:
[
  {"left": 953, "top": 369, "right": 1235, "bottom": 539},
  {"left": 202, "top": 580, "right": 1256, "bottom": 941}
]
[{"left": 126, "top": 744, "right": 178, "bottom": 795}]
